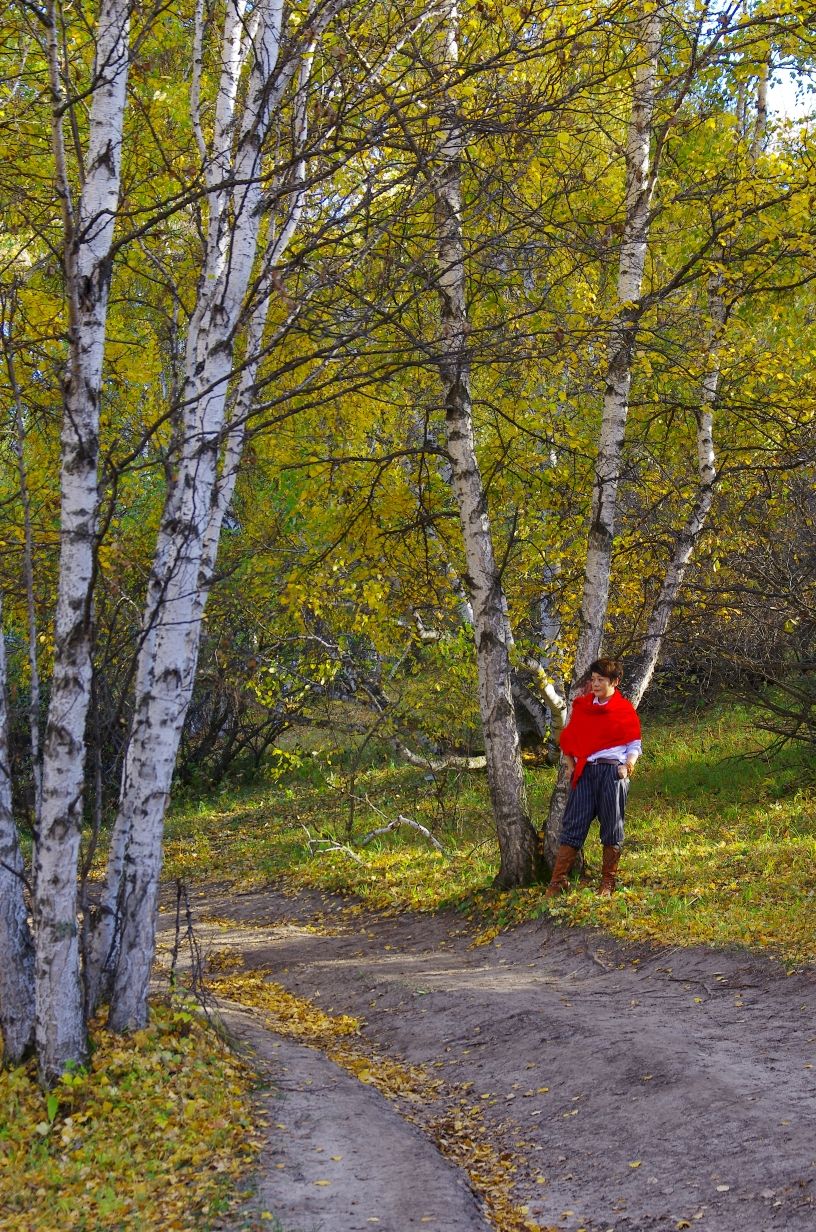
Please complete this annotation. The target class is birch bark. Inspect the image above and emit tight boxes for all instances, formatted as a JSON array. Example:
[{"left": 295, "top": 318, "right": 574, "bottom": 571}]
[
  {"left": 626, "top": 281, "right": 724, "bottom": 707},
  {"left": 104, "top": 5, "right": 326, "bottom": 1029},
  {"left": 626, "top": 66, "right": 768, "bottom": 706},
  {"left": 433, "top": 0, "right": 537, "bottom": 887},
  {"left": 0, "top": 599, "right": 35, "bottom": 1064},
  {"left": 85, "top": 0, "right": 254, "bottom": 1012},
  {"left": 33, "top": 0, "right": 130, "bottom": 1083},
  {"left": 85, "top": 176, "right": 308, "bottom": 1012},
  {"left": 543, "top": 8, "right": 660, "bottom": 863},
  {"left": 749, "top": 58, "right": 769, "bottom": 165},
  {"left": 571, "top": 7, "right": 662, "bottom": 682}
]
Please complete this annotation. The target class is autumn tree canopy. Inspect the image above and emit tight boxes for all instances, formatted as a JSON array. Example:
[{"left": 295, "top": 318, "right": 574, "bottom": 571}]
[{"left": 0, "top": 0, "right": 814, "bottom": 1080}]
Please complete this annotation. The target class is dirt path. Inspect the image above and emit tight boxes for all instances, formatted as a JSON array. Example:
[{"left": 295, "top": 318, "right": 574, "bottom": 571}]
[
  {"left": 218, "top": 1004, "right": 491, "bottom": 1231},
  {"left": 160, "top": 886, "right": 816, "bottom": 1232}
]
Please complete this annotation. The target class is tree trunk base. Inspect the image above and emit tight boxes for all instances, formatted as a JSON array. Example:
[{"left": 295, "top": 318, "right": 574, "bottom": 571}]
[{"left": 491, "top": 848, "right": 545, "bottom": 889}]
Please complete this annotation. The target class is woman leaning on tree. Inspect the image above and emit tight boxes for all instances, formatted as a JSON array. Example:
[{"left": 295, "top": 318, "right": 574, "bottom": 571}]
[{"left": 546, "top": 658, "right": 642, "bottom": 898}]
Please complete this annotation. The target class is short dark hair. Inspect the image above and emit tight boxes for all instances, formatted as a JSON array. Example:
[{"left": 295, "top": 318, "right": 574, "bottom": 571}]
[{"left": 588, "top": 657, "right": 623, "bottom": 683}]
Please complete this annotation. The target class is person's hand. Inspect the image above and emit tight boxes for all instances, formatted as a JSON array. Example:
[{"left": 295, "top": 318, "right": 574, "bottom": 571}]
[{"left": 618, "top": 762, "right": 635, "bottom": 780}]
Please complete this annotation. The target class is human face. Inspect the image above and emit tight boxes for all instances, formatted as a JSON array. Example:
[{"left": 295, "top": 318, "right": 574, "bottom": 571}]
[{"left": 589, "top": 672, "right": 617, "bottom": 700}]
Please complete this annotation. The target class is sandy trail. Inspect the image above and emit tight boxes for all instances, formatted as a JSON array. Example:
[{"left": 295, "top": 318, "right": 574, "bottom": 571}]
[
  {"left": 218, "top": 1005, "right": 491, "bottom": 1232},
  {"left": 159, "top": 886, "right": 815, "bottom": 1232}
]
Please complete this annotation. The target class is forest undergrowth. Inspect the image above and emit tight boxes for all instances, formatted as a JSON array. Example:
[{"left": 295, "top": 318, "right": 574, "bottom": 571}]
[
  {"left": 0, "top": 1000, "right": 258, "bottom": 1231},
  {"left": 165, "top": 704, "right": 816, "bottom": 966},
  {"left": 4, "top": 704, "right": 814, "bottom": 1232}
]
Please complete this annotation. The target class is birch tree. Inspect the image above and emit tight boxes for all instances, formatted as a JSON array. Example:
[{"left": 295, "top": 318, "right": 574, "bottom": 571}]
[
  {"left": 0, "top": 598, "right": 35, "bottom": 1063},
  {"left": 32, "top": 0, "right": 131, "bottom": 1083},
  {"left": 541, "top": 5, "right": 662, "bottom": 864},
  {"left": 540, "top": 13, "right": 792, "bottom": 859},
  {"left": 431, "top": 0, "right": 538, "bottom": 887},
  {"left": 85, "top": 31, "right": 317, "bottom": 1012},
  {"left": 571, "top": 5, "right": 662, "bottom": 684},
  {"left": 89, "top": 0, "right": 343, "bottom": 1030},
  {"left": 626, "top": 278, "right": 724, "bottom": 706},
  {"left": 626, "top": 56, "right": 772, "bottom": 705}
]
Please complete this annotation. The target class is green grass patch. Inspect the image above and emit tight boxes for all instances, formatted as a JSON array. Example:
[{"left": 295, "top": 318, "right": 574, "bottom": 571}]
[
  {"left": 163, "top": 705, "right": 816, "bottom": 965},
  {"left": 0, "top": 1000, "right": 258, "bottom": 1231}
]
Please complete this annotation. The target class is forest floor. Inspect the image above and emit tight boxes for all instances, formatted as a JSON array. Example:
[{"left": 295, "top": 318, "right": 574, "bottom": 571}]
[{"left": 158, "top": 882, "right": 816, "bottom": 1232}]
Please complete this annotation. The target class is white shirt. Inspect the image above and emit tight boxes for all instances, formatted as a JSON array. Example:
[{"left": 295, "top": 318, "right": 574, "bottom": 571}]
[{"left": 586, "top": 696, "right": 642, "bottom": 765}]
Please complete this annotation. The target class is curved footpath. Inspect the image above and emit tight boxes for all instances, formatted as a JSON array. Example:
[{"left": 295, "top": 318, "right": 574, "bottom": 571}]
[
  {"left": 158, "top": 886, "right": 816, "bottom": 1232},
  {"left": 218, "top": 1005, "right": 491, "bottom": 1231}
]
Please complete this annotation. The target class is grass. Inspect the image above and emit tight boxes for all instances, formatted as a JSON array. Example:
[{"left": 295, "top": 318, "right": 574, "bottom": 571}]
[
  {"left": 163, "top": 703, "right": 816, "bottom": 966},
  {"left": 7, "top": 703, "right": 810, "bottom": 1231},
  {"left": 0, "top": 999, "right": 259, "bottom": 1232}
]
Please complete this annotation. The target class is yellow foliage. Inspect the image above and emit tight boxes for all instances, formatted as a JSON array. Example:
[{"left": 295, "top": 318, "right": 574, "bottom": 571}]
[{"left": 0, "top": 1001, "right": 257, "bottom": 1232}]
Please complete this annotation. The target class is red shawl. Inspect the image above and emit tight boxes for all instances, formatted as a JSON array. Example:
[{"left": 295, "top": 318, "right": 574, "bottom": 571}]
[{"left": 559, "top": 691, "right": 641, "bottom": 786}]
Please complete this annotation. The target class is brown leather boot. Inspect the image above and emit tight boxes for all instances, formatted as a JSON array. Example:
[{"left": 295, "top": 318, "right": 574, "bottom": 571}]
[
  {"left": 599, "top": 845, "right": 622, "bottom": 897},
  {"left": 545, "top": 844, "right": 579, "bottom": 897}
]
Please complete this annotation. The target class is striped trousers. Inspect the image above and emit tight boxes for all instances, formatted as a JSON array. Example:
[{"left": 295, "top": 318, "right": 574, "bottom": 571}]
[{"left": 561, "top": 761, "right": 628, "bottom": 849}]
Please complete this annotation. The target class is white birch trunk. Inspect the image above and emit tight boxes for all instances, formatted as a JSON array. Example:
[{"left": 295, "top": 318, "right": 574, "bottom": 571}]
[
  {"left": 82, "top": 473, "right": 185, "bottom": 1013},
  {"left": 626, "top": 283, "right": 724, "bottom": 707},
  {"left": 86, "top": 26, "right": 316, "bottom": 1017},
  {"left": 33, "top": 0, "right": 130, "bottom": 1084},
  {"left": 105, "top": 3, "right": 329, "bottom": 1029},
  {"left": 626, "top": 69, "right": 768, "bottom": 707},
  {"left": 527, "top": 555, "right": 567, "bottom": 756},
  {"left": 542, "top": 760, "right": 573, "bottom": 867},
  {"left": 544, "top": 9, "right": 660, "bottom": 863},
  {"left": 0, "top": 600, "right": 36, "bottom": 1064},
  {"left": 571, "top": 9, "right": 662, "bottom": 681},
  {"left": 3, "top": 335, "right": 42, "bottom": 822},
  {"left": 434, "top": 1, "right": 536, "bottom": 887},
  {"left": 85, "top": 271, "right": 274, "bottom": 1013},
  {"left": 749, "top": 57, "right": 769, "bottom": 164}
]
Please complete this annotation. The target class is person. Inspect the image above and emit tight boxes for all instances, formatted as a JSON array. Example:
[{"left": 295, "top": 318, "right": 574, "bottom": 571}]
[{"left": 545, "top": 657, "right": 642, "bottom": 898}]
